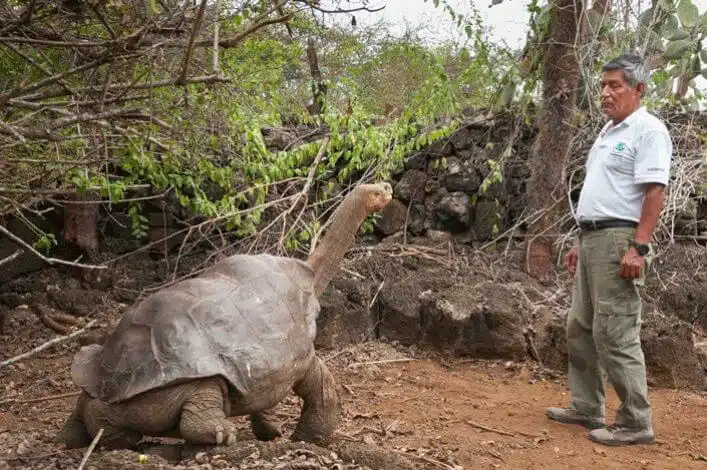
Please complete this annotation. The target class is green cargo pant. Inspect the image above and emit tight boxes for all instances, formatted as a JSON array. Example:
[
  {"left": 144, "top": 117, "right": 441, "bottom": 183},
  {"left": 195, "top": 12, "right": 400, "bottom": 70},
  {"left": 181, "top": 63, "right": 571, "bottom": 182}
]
[{"left": 567, "top": 227, "right": 654, "bottom": 430}]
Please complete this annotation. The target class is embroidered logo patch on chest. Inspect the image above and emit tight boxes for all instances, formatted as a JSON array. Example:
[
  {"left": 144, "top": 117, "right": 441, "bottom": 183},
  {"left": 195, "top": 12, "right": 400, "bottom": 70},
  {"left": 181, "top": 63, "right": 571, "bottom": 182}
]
[{"left": 615, "top": 142, "right": 625, "bottom": 151}]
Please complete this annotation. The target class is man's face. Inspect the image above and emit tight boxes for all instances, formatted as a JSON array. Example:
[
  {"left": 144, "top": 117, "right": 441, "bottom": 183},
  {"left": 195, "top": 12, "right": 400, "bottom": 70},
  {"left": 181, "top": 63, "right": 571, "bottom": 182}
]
[{"left": 600, "top": 69, "right": 644, "bottom": 122}]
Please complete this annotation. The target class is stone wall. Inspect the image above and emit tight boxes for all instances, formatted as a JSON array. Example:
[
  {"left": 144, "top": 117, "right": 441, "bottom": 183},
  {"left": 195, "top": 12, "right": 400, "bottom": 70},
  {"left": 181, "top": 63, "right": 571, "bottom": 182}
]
[
  {"left": 373, "top": 109, "right": 706, "bottom": 245},
  {"left": 375, "top": 113, "right": 535, "bottom": 243},
  {"left": 314, "top": 241, "right": 707, "bottom": 391}
]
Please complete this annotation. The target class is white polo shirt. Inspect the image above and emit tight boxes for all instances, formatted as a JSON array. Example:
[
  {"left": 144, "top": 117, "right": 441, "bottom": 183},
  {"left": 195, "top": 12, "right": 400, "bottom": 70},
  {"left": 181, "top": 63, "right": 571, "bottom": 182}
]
[{"left": 574, "top": 106, "right": 673, "bottom": 223}]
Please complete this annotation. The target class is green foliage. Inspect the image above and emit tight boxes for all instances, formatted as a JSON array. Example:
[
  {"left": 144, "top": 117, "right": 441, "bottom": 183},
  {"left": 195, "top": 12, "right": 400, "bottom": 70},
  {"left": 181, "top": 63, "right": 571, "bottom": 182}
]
[
  {"left": 128, "top": 202, "right": 150, "bottom": 240},
  {"left": 637, "top": 0, "right": 707, "bottom": 104},
  {"left": 0, "top": 0, "right": 499, "bottom": 253},
  {"left": 12, "top": 0, "right": 703, "bottom": 256},
  {"left": 34, "top": 233, "right": 58, "bottom": 254}
]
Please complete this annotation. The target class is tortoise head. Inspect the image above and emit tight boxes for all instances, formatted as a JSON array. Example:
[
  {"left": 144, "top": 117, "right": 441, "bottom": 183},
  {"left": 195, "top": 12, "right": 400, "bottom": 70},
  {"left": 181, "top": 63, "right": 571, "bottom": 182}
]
[{"left": 358, "top": 182, "right": 393, "bottom": 214}]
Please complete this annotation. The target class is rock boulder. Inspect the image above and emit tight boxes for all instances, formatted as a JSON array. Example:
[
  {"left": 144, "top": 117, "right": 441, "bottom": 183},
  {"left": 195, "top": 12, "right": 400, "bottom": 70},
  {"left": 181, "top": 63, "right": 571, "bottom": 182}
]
[{"left": 419, "top": 281, "right": 529, "bottom": 360}]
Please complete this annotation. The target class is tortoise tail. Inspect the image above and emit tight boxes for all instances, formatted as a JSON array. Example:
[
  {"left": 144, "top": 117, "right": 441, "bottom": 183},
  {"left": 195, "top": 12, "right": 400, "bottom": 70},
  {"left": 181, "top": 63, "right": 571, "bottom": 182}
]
[{"left": 55, "top": 392, "right": 92, "bottom": 449}]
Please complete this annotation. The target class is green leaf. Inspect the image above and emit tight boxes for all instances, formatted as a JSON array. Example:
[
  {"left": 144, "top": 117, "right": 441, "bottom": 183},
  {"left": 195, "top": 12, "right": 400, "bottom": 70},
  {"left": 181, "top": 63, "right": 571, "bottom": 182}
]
[
  {"left": 638, "top": 8, "right": 656, "bottom": 28},
  {"left": 499, "top": 82, "right": 515, "bottom": 107},
  {"left": 656, "top": 0, "right": 674, "bottom": 11},
  {"left": 701, "top": 49, "right": 707, "bottom": 62},
  {"left": 700, "top": 12, "right": 707, "bottom": 35},
  {"left": 701, "top": 67, "right": 707, "bottom": 78},
  {"left": 464, "top": 24, "right": 473, "bottom": 38},
  {"left": 663, "top": 39, "right": 693, "bottom": 59},
  {"left": 645, "top": 29, "right": 667, "bottom": 51},
  {"left": 660, "top": 75, "right": 674, "bottom": 95},
  {"left": 688, "top": 54, "right": 702, "bottom": 79},
  {"left": 676, "top": 0, "right": 699, "bottom": 29},
  {"left": 670, "top": 29, "right": 691, "bottom": 40},
  {"left": 662, "top": 14, "right": 680, "bottom": 38}
]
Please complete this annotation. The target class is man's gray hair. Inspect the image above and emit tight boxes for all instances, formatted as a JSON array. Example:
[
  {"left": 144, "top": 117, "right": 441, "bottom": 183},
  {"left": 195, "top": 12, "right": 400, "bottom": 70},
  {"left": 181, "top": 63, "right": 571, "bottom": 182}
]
[{"left": 601, "top": 54, "right": 650, "bottom": 88}]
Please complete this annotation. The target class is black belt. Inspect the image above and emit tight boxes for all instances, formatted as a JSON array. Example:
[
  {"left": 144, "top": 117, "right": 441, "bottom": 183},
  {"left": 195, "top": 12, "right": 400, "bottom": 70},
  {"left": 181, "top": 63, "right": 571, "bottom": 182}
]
[{"left": 578, "top": 219, "right": 637, "bottom": 231}]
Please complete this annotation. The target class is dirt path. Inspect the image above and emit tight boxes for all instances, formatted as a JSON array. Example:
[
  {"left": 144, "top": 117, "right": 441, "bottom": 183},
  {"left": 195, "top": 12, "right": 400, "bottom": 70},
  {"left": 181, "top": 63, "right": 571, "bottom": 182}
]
[
  {"left": 330, "top": 350, "right": 707, "bottom": 469},
  {"left": 1, "top": 341, "right": 705, "bottom": 469}
]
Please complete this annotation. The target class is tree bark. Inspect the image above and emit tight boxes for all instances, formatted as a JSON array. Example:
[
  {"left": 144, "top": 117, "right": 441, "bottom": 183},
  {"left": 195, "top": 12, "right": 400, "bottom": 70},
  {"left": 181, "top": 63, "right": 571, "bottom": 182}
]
[
  {"left": 577, "top": 0, "right": 612, "bottom": 110},
  {"left": 524, "top": 0, "right": 584, "bottom": 282},
  {"left": 306, "top": 38, "right": 327, "bottom": 115},
  {"left": 63, "top": 194, "right": 100, "bottom": 261}
]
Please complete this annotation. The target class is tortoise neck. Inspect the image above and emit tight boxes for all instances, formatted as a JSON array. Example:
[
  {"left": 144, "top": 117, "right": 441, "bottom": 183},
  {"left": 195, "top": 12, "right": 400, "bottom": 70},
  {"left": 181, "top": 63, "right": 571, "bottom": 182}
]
[{"left": 307, "top": 192, "right": 367, "bottom": 297}]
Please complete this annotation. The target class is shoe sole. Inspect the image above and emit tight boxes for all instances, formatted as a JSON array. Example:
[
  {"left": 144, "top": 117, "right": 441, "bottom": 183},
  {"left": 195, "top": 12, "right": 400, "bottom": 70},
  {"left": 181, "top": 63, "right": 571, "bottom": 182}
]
[
  {"left": 588, "top": 434, "right": 656, "bottom": 446},
  {"left": 546, "top": 411, "right": 605, "bottom": 430}
]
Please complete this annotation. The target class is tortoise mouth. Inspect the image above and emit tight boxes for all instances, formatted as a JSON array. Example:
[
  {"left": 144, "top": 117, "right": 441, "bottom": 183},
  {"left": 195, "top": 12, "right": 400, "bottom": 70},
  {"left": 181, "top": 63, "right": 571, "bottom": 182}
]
[{"left": 370, "top": 193, "right": 392, "bottom": 213}]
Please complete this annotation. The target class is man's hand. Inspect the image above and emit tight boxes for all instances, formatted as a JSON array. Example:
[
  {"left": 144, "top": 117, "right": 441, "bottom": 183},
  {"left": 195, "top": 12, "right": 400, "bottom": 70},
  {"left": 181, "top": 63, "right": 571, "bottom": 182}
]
[
  {"left": 564, "top": 246, "right": 579, "bottom": 277},
  {"left": 619, "top": 247, "right": 644, "bottom": 279}
]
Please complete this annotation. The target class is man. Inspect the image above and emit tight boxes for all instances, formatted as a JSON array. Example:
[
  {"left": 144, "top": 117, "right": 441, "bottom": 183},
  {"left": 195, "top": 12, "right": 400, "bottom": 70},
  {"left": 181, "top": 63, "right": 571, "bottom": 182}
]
[{"left": 546, "top": 54, "right": 673, "bottom": 446}]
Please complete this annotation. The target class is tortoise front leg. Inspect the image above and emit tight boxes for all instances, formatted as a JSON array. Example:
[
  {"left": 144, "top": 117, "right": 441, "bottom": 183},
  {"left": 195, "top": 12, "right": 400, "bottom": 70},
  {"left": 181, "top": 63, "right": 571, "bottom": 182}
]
[
  {"left": 179, "top": 377, "right": 237, "bottom": 445},
  {"left": 82, "top": 395, "right": 143, "bottom": 449},
  {"left": 290, "top": 355, "right": 341, "bottom": 445}
]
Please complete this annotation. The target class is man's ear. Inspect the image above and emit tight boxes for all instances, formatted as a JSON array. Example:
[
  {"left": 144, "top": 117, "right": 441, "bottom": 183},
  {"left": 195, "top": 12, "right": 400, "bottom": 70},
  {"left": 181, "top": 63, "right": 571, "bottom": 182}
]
[{"left": 635, "top": 82, "right": 646, "bottom": 97}]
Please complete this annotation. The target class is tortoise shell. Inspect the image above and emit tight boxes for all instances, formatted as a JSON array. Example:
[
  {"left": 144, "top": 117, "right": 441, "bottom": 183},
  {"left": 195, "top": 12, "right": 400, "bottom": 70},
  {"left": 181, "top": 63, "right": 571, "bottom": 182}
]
[{"left": 71, "top": 253, "right": 319, "bottom": 403}]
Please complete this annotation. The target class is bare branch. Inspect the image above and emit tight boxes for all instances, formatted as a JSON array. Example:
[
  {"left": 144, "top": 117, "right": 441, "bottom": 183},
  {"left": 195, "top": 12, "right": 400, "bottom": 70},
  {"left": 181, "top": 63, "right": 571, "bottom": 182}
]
[
  {"left": 0, "top": 0, "right": 36, "bottom": 35},
  {"left": 0, "top": 184, "right": 151, "bottom": 196},
  {"left": 303, "top": 2, "right": 385, "bottom": 14},
  {"left": 0, "top": 119, "right": 26, "bottom": 142},
  {"left": 212, "top": 0, "right": 221, "bottom": 73},
  {"left": 0, "top": 54, "right": 134, "bottom": 105},
  {"left": 0, "top": 36, "right": 113, "bottom": 48},
  {"left": 0, "top": 223, "right": 107, "bottom": 270},
  {"left": 18, "top": 74, "right": 230, "bottom": 102},
  {"left": 88, "top": 1, "right": 117, "bottom": 39},
  {"left": 178, "top": 0, "right": 209, "bottom": 85},
  {"left": 45, "top": 107, "right": 142, "bottom": 131},
  {"left": 278, "top": 137, "right": 330, "bottom": 247},
  {"left": 0, "top": 249, "right": 23, "bottom": 268},
  {"left": 0, "top": 320, "right": 98, "bottom": 369},
  {"left": 196, "top": 7, "right": 294, "bottom": 49},
  {"left": 1, "top": 41, "right": 74, "bottom": 96}
]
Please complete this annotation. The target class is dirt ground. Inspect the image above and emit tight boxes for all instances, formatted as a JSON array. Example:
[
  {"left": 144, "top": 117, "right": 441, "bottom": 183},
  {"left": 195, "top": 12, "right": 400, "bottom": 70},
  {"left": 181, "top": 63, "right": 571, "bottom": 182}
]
[
  {"left": 1, "top": 243, "right": 706, "bottom": 470},
  {"left": 1, "top": 335, "right": 706, "bottom": 469}
]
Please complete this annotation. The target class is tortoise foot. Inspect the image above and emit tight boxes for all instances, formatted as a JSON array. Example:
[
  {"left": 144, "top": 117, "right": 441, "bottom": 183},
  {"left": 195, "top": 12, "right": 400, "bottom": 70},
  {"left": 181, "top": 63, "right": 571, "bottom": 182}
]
[
  {"left": 251, "top": 411, "right": 283, "bottom": 441},
  {"left": 179, "top": 378, "right": 237, "bottom": 446}
]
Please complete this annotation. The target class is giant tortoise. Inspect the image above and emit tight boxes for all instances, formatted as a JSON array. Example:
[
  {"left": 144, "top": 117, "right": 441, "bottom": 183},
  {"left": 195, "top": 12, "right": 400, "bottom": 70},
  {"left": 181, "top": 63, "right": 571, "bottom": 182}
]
[{"left": 59, "top": 182, "right": 393, "bottom": 450}]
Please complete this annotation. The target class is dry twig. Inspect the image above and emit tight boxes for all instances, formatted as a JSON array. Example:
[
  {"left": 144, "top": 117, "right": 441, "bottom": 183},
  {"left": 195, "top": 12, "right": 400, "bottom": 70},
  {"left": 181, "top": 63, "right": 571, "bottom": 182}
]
[
  {"left": 464, "top": 419, "right": 540, "bottom": 439},
  {"left": 14, "top": 391, "right": 82, "bottom": 405},
  {"left": 0, "top": 320, "right": 97, "bottom": 368},
  {"left": 0, "top": 223, "right": 106, "bottom": 270},
  {"left": 349, "top": 358, "right": 416, "bottom": 367},
  {"left": 77, "top": 428, "right": 103, "bottom": 470},
  {"left": 0, "top": 249, "right": 23, "bottom": 267},
  {"left": 392, "top": 450, "right": 457, "bottom": 470}
]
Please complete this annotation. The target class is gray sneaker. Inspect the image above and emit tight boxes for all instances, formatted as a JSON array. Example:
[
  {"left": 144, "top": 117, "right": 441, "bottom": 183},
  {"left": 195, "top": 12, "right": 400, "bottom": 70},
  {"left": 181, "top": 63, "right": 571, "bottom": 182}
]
[
  {"left": 546, "top": 406, "right": 605, "bottom": 429},
  {"left": 588, "top": 424, "right": 655, "bottom": 446}
]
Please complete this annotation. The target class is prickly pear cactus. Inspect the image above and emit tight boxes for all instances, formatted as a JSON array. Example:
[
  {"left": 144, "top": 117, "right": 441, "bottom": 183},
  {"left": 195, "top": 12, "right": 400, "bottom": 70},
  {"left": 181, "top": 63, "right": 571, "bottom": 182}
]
[{"left": 638, "top": 0, "right": 707, "bottom": 96}]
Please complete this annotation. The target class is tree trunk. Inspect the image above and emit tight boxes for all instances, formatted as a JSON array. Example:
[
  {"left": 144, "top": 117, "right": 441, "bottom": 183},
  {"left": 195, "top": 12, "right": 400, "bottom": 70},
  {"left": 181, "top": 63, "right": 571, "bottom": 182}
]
[
  {"left": 63, "top": 194, "right": 100, "bottom": 261},
  {"left": 306, "top": 38, "right": 327, "bottom": 115},
  {"left": 524, "top": 0, "right": 583, "bottom": 282}
]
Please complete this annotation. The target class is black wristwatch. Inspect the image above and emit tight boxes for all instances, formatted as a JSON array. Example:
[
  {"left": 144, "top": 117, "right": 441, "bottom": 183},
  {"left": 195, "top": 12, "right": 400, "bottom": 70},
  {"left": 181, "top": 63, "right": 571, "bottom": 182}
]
[{"left": 630, "top": 241, "right": 650, "bottom": 256}]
